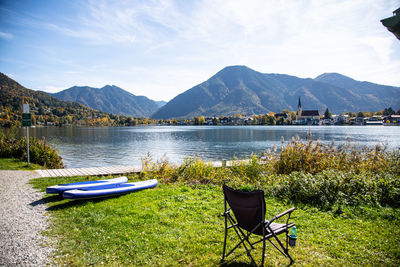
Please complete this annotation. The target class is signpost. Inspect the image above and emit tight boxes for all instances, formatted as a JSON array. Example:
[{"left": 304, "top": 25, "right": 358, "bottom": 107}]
[{"left": 22, "top": 104, "right": 31, "bottom": 165}]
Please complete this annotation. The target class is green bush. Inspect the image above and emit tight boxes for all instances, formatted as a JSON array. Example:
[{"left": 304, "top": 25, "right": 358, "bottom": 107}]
[
  {"left": 263, "top": 170, "right": 400, "bottom": 208},
  {"left": 0, "top": 134, "right": 63, "bottom": 169}
]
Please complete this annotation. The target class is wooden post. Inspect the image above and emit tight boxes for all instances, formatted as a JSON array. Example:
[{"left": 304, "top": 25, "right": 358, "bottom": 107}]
[{"left": 222, "top": 159, "right": 226, "bottom": 168}]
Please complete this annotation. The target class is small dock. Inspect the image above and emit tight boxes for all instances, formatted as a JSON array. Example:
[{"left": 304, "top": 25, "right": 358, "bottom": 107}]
[
  {"left": 35, "top": 159, "right": 254, "bottom": 178},
  {"left": 35, "top": 165, "right": 142, "bottom": 178}
]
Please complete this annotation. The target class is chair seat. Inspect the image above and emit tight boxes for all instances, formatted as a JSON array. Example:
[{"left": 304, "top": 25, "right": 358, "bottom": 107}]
[
  {"left": 252, "top": 222, "right": 295, "bottom": 236},
  {"left": 267, "top": 222, "right": 295, "bottom": 236}
]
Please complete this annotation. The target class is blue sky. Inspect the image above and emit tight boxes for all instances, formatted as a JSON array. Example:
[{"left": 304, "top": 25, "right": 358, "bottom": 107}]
[{"left": 1, "top": 0, "right": 399, "bottom": 101}]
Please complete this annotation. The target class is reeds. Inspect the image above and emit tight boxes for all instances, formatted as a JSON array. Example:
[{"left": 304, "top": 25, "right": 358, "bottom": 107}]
[{"left": 139, "top": 138, "right": 400, "bottom": 208}]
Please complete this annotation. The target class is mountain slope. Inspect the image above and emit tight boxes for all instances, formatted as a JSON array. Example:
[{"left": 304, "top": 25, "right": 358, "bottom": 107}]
[
  {"left": 0, "top": 73, "right": 126, "bottom": 127},
  {"left": 315, "top": 73, "right": 400, "bottom": 110},
  {"left": 52, "top": 85, "right": 163, "bottom": 117},
  {"left": 152, "top": 66, "right": 400, "bottom": 119}
]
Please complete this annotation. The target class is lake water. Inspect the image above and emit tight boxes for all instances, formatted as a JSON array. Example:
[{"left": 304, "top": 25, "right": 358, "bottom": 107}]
[{"left": 23, "top": 126, "right": 400, "bottom": 168}]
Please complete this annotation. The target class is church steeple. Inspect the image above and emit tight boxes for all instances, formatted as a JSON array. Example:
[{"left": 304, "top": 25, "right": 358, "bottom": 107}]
[{"left": 297, "top": 96, "right": 302, "bottom": 121}]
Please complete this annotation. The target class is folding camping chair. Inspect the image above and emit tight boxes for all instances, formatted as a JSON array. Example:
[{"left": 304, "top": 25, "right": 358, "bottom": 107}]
[{"left": 221, "top": 184, "right": 296, "bottom": 266}]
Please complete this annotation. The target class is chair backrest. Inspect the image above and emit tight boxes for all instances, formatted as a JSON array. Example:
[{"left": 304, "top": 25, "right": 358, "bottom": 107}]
[{"left": 223, "top": 185, "right": 266, "bottom": 234}]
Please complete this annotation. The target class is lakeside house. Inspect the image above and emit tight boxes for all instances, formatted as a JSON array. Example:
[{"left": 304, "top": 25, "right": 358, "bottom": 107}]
[
  {"left": 333, "top": 114, "right": 349, "bottom": 125},
  {"left": 365, "top": 117, "right": 383, "bottom": 126},
  {"left": 296, "top": 97, "right": 320, "bottom": 125},
  {"left": 383, "top": 115, "right": 400, "bottom": 126}
]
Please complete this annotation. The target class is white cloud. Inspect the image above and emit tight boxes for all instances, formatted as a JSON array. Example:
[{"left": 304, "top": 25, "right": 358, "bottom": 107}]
[
  {"left": 0, "top": 31, "right": 13, "bottom": 39},
  {"left": 9, "top": 0, "right": 400, "bottom": 100}
]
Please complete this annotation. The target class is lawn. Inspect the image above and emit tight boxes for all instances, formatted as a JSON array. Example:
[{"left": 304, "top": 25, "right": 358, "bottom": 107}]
[
  {"left": 0, "top": 157, "right": 42, "bottom": 170},
  {"left": 31, "top": 175, "right": 400, "bottom": 266}
]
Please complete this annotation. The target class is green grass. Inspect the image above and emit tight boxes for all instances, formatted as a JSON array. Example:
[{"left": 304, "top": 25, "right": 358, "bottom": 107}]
[
  {"left": 31, "top": 176, "right": 400, "bottom": 266},
  {"left": 0, "top": 157, "right": 42, "bottom": 170}
]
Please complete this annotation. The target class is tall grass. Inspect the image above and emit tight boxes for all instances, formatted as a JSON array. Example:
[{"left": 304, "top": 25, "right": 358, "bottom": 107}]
[{"left": 140, "top": 138, "right": 400, "bottom": 208}]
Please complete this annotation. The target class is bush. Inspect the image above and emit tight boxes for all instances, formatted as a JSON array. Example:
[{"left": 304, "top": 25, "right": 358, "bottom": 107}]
[
  {"left": 0, "top": 134, "right": 63, "bottom": 169},
  {"left": 274, "top": 137, "right": 399, "bottom": 175},
  {"left": 139, "top": 139, "right": 400, "bottom": 209},
  {"left": 264, "top": 170, "right": 400, "bottom": 208}
]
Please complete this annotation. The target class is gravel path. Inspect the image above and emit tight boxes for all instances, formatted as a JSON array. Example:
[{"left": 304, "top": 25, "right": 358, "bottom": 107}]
[{"left": 0, "top": 170, "right": 53, "bottom": 266}]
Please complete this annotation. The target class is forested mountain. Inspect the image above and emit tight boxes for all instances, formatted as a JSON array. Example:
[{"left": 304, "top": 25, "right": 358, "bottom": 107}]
[
  {"left": 152, "top": 66, "right": 400, "bottom": 119},
  {"left": 52, "top": 85, "right": 164, "bottom": 117},
  {"left": 0, "top": 73, "right": 146, "bottom": 127}
]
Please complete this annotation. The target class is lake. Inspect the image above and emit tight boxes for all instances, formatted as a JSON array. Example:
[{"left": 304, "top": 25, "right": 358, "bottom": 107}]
[{"left": 23, "top": 126, "right": 400, "bottom": 168}]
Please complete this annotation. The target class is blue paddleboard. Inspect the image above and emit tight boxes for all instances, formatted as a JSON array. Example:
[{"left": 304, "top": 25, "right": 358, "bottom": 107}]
[
  {"left": 62, "top": 179, "right": 158, "bottom": 199},
  {"left": 46, "top": 176, "right": 128, "bottom": 194}
]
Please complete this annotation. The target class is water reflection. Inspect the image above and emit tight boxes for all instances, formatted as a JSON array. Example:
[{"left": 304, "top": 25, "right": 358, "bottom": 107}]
[{"left": 13, "top": 125, "right": 399, "bottom": 168}]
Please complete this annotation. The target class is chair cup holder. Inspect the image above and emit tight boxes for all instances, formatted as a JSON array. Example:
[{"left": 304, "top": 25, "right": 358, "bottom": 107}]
[{"left": 288, "top": 235, "right": 297, "bottom": 247}]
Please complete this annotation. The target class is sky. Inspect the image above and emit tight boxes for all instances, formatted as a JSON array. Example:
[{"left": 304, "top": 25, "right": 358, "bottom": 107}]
[{"left": 1, "top": 0, "right": 400, "bottom": 101}]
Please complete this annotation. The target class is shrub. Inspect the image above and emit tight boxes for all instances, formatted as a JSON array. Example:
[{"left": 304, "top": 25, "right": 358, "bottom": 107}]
[
  {"left": 0, "top": 134, "right": 63, "bottom": 169},
  {"left": 274, "top": 138, "right": 398, "bottom": 175},
  {"left": 264, "top": 170, "right": 400, "bottom": 208}
]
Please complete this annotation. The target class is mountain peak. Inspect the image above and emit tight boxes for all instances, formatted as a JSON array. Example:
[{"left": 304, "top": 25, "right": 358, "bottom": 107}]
[
  {"left": 101, "top": 85, "right": 121, "bottom": 90},
  {"left": 315, "top": 72, "right": 354, "bottom": 82},
  {"left": 52, "top": 85, "right": 160, "bottom": 117},
  {"left": 217, "top": 65, "right": 257, "bottom": 75},
  {"left": 221, "top": 65, "right": 252, "bottom": 71}
]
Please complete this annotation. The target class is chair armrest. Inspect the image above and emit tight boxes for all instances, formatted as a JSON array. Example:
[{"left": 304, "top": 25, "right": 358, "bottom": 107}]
[
  {"left": 275, "top": 207, "right": 295, "bottom": 220},
  {"left": 266, "top": 207, "right": 295, "bottom": 225}
]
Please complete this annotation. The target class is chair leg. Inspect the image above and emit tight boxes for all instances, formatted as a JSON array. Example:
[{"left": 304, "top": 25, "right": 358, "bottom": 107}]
[
  {"left": 261, "top": 235, "right": 266, "bottom": 266},
  {"left": 221, "top": 215, "right": 228, "bottom": 263},
  {"left": 285, "top": 230, "right": 294, "bottom": 265}
]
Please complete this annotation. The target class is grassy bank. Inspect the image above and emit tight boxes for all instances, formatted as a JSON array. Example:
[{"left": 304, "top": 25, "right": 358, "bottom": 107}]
[
  {"left": 0, "top": 157, "right": 42, "bottom": 170},
  {"left": 31, "top": 176, "right": 399, "bottom": 266},
  {"left": 30, "top": 139, "right": 400, "bottom": 265}
]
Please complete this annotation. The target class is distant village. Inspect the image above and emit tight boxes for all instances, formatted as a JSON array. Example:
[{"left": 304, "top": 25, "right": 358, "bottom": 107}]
[
  {"left": 161, "top": 98, "right": 400, "bottom": 127},
  {"left": 14, "top": 97, "right": 400, "bottom": 128}
]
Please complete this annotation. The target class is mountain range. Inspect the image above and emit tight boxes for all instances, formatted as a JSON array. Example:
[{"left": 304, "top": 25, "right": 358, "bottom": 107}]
[
  {"left": 0, "top": 72, "right": 120, "bottom": 127},
  {"left": 52, "top": 85, "right": 166, "bottom": 118},
  {"left": 152, "top": 66, "right": 400, "bottom": 119},
  {"left": 2, "top": 65, "right": 400, "bottom": 122}
]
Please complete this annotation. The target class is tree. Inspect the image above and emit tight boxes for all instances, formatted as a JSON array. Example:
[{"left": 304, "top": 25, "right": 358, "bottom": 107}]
[
  {"left": 357, "top": 112, "right": 365, "bottom": 118},
  {"left": 289, "top": 111, "right": 297, "bottom": 121},
  {"left": 194, "top": 116, "right": 205, "bottom": 125},
  {"left": 276, "top": 116, "right": 285, "bottom": 125},
  {"left": 267, "top": 115, "right": 276, "bottom": 125},
  {"left": 212, "top": 117, "right": 220, "bottom": 125},
  {"left": 383, "top": 107, "right": 395, "bottom": 115},
  {"left": 260, "top": 115, "right": 268, "bottom": 125},
  {"left": 324, "top": 108, "right": 332, "bottom": 119}
]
